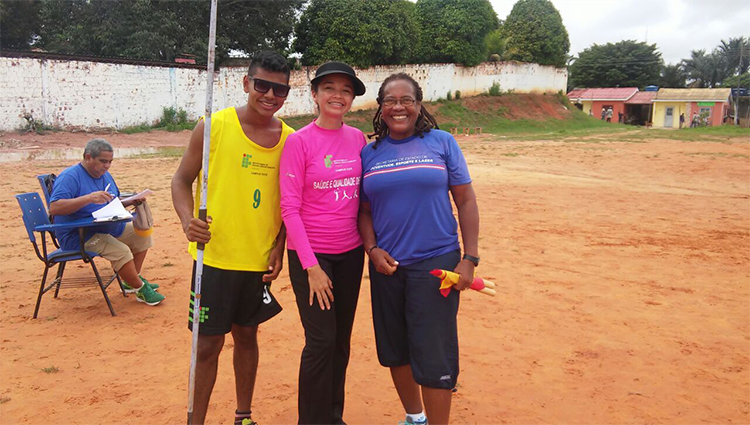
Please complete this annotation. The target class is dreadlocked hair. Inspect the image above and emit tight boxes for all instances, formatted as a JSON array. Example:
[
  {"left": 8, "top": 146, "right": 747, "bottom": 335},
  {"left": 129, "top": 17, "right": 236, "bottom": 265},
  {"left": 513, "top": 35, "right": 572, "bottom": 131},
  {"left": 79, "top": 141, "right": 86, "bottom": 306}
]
[{"left": 369, "top": 73, "right": 439, "bottom": 149}]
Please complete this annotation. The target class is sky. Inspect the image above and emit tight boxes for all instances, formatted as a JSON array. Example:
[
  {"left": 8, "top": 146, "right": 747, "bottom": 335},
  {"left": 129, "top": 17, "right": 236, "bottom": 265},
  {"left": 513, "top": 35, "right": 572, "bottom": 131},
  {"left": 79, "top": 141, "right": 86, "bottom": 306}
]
[{"left": 489, "top": 0, "right": 750, "bottom": 64}]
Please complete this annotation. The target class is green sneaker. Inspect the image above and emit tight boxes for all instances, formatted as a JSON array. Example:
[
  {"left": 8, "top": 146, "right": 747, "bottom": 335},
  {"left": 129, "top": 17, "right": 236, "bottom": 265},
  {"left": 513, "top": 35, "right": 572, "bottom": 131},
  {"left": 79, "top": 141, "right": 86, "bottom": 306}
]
[
  {"left": 136, "top": 282, "right": 165, "bottom": 306},
  {"left": 121, "top": 279, "right": 159, "bottom": 294},
  {"left": 121, "top": 281, "right": 138, "bottom": 294},
  {"left": 139, "top": 275, "right": 159, "bottom": 291}
]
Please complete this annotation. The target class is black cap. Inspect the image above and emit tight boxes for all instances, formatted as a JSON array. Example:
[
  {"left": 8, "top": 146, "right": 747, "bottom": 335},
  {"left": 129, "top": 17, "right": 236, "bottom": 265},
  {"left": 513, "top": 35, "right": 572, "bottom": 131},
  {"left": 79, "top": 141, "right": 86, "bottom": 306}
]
[{"left": 311, "top": 61, "right": 366, "bottom": 96}]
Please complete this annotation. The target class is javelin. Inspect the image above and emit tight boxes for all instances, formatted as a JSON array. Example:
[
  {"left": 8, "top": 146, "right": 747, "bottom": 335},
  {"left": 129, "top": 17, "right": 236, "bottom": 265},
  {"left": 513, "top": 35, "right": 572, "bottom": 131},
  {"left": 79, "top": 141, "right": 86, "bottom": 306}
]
[{"left": 187, "top": 0, "right": 218, "bottom": 423}]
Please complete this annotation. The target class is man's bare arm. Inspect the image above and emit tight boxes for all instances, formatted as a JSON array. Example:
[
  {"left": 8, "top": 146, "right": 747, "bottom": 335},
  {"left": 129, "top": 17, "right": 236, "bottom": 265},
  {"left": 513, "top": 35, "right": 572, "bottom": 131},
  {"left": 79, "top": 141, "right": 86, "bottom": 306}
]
[{"left": 171, "top": 119, "right": 211, "bottom": 243}]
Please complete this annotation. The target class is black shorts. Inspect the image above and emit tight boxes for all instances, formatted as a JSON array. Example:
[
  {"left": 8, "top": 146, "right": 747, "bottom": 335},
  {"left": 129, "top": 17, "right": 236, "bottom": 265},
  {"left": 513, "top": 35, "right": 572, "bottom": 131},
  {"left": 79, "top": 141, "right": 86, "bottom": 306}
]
[
  {"left": 188, "top": 262, "right": 282, "bottom": 335},
  {"left": 370, "top": 249, "right": 461, "bottom": 389}
]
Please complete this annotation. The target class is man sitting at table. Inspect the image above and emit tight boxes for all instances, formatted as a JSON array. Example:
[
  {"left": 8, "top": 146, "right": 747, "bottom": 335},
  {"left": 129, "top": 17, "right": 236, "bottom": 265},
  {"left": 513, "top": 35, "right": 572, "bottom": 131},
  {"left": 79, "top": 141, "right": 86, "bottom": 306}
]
[{"left": 49, "top": 138, "right": 165, "bottom": 306}]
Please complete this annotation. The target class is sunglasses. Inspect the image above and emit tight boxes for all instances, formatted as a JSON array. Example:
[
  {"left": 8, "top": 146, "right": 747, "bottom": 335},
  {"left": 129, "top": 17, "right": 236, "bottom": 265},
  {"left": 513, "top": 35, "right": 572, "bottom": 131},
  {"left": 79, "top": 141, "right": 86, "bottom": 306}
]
[{"left": 249, "top": 77, "right": 291, "bottom": 98}]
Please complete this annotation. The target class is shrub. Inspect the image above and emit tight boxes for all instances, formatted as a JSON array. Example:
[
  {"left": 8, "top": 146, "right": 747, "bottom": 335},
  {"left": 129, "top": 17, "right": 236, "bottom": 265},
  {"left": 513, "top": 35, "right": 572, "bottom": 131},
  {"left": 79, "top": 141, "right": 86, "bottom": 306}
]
[
  {"left": 177, "top": 108, "right": 188, "bottom": 124},
  {"left": 488, "top": 82, "right": 502, "bottom": 96},
  {"left": 159, "top": 106, "right": 192, "bottom": 131},
  {"left": 447, "top": 91, "right": 452, "bottom": 101},
  {"left": 455, "top": 90, "right": 461, "bottom": 100},
  {"left": 160, "top": 107, "right": 178, "bottom": 126},
  {"left": 20, "top": 113, "right": 58, "bottom": 134}
]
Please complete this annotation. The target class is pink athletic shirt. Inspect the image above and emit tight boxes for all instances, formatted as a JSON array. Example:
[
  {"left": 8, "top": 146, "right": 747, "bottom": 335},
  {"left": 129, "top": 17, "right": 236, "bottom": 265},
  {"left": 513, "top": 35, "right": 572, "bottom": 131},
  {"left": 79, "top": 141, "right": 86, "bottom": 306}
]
[{"left": 280, "top": 121, "right": 366, "bottom": 269}]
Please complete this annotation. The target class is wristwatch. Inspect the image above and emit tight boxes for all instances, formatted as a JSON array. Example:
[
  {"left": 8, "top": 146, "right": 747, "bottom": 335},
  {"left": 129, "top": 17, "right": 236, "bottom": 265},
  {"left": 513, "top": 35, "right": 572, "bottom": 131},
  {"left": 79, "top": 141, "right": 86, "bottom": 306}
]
[{"left": 462, "top": 254, "right": 480, "bottom": 267}]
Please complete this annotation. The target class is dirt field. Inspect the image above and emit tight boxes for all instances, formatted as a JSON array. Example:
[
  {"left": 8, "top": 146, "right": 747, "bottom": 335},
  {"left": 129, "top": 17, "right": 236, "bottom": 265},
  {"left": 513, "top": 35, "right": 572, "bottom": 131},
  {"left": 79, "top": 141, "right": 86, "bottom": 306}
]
[{"left": 1, "top": 129, "right": 748, "bottom": 424}]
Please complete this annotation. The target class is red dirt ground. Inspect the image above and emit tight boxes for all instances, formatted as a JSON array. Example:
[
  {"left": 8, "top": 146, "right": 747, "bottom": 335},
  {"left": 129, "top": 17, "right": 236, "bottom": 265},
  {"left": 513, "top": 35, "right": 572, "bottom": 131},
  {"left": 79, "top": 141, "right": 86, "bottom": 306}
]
[{"left": 1, "top": 128, "right": 748, "bottom": 424}]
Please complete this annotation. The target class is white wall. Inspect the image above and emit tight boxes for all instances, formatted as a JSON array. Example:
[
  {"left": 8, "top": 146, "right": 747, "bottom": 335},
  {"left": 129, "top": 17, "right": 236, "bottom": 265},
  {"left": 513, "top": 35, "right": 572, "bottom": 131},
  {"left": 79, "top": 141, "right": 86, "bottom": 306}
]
[{"left": 0, "top": 57, "right": 567, "bottom": 131}]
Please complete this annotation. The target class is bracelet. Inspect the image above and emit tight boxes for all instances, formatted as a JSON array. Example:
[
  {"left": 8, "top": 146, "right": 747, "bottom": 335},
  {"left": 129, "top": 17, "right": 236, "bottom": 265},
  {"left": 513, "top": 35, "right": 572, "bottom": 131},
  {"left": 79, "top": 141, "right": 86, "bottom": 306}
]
[
  {"left": 366, "top": 245, "right": 379, "bottom": 254},
  {"left": 462, "top": 254, "right": 480, "bottom": 266}
]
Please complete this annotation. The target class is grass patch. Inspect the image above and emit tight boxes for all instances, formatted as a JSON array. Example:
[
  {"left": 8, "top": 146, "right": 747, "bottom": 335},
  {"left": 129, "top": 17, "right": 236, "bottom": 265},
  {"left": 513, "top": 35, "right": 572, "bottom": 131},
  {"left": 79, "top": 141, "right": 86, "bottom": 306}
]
[
  {"left": 685, "top": 152, "right": 749, "bottom": 159},
  {"left": 679, "top": 126, "right": 749, "bottom": 137},
  {"left": 121, "top": 123, "right": 195, "bottom": 133},
  {"left": 120, "top": 107, "right": 196, "bottom": 134},
  {"left": 501, "top": 152, "right": 520, "bottom": 157},
  {"left": 131, "top": 147, "right": 186, "bottom": 159},
  {"left": 119, "top": 123, "right": 155, "bottom": 134},
  {"left": 163, "top": 261, "right": 174, "bottom": 267},
  {"left": 41, "top": 366, "right": 60, "bottom": 374},
  {"left": 616, "top": 126, "right": 749, "bottom": 143}
]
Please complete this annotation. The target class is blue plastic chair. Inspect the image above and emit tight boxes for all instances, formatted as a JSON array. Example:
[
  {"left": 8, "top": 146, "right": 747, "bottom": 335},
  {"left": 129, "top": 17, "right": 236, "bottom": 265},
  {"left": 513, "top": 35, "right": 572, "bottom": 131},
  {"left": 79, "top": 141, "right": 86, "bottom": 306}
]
[{"left": 16, "top": 192, "right": 126, "bottom": 318}]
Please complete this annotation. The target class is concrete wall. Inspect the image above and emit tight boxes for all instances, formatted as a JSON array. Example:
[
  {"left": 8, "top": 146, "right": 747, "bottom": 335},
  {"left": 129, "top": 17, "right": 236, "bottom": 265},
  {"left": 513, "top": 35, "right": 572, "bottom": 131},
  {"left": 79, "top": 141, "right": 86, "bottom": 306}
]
[{"left": 0, "top": 57, "right": 567, "bottom": 131}]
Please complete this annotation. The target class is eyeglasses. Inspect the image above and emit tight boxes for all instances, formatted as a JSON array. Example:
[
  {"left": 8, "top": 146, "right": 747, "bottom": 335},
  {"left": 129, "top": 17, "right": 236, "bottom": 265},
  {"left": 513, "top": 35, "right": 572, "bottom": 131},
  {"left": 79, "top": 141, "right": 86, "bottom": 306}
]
[
  {"left": 382, "top": 97, "right": 416, "bottom": 107},
  {"left": 249, "top": 77, "right": 291, "bottom": 98}
]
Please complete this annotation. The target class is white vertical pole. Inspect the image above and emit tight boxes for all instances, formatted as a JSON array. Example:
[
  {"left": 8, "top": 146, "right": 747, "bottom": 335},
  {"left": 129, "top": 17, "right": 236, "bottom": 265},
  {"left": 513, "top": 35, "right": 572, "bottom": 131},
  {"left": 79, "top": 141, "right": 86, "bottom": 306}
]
[{"left": 187, "top": 0, "right": 218, "bottom": 423}]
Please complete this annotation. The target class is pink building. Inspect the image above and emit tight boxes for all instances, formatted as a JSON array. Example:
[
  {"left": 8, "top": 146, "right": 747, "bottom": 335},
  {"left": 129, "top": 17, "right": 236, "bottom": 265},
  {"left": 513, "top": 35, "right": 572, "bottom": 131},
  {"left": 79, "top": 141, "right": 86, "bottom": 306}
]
[{"left": 567, "top": 87, "right": 639, "bottom": 122}]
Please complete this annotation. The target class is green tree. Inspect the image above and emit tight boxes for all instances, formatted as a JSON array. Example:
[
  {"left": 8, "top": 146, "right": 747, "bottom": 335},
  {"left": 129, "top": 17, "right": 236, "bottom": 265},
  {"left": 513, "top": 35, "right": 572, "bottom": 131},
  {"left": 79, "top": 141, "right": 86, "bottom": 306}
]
[
  {"left": 415, "top": 0, "right": 499, "bottom": 66},
  {"left": 659, "top": 63, "right": 686, "bottom": 88},
  {"left": 681, "top": 49, "right": 728, "bottom": 88},
  {"left": 0, "top": 0, "right": 43, "bottom": 49},
  {"left": 484, "top": 28, "right": 509, "bottom": 61},
  {"left": 36, "top": 0, "right": 302, "bottom": 64},
  {"left": 722, "top": 73, "right": 750, "bottom": 88},
  {"left": 568, "top": 40, "right": 662, "bottom": 88},
  {"left": 503, "top": 0, "right": 569, "bottom": 67},
  {"left": 718, "top": 37, "right": 750, "bottom": 75},
  {"left": 293, "top": 0, "right": 420, "bottom": 67}
]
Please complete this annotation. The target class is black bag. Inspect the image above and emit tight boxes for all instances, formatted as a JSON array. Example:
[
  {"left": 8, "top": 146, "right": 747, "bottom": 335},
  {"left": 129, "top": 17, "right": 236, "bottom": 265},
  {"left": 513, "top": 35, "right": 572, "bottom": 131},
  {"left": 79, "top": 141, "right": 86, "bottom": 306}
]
[
  {"left": 43, "top": 173, "right": 57, "bottom": 223},
  {"left": 44, "top": 173, "right": 57, "bottom": 198}
]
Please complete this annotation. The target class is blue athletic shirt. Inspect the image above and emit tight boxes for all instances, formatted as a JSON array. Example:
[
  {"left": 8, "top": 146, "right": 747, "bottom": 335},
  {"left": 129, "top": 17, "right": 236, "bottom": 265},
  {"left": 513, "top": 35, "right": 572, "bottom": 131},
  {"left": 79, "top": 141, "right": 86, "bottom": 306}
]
[
  {"left": 49, "top": 163, "right": 124, "bottom": 251},
  {"left": 361, "top": 129, "right": 472, "bottom": 266}
]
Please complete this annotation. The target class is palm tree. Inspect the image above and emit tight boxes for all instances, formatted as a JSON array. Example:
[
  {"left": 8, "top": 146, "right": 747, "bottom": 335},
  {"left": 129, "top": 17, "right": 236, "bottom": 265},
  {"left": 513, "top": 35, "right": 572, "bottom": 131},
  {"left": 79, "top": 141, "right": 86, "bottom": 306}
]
[
  {"left": 681, "top": 49, "right": 728, "bottom": 88},
  {"left": 718, "top": 37, "right": 749, "bottom": 75}
]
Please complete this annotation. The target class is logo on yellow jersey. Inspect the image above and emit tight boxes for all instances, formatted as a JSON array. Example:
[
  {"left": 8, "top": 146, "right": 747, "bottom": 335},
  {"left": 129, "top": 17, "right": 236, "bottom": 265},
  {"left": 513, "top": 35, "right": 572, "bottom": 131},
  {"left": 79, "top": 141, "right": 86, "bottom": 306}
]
[{"left": 241, "top": 153, "right": 252, "bottom": 168}]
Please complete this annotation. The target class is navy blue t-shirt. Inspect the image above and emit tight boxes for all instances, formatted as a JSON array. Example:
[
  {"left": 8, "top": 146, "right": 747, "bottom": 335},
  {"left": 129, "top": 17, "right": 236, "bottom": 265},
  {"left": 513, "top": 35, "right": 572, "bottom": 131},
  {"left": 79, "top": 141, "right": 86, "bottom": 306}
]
[
  {"left": 361, "top": 129, "right": 472, "bottom": 266},
  {"left": 49, "top": 163, "right": 125, "bottom": 251}
]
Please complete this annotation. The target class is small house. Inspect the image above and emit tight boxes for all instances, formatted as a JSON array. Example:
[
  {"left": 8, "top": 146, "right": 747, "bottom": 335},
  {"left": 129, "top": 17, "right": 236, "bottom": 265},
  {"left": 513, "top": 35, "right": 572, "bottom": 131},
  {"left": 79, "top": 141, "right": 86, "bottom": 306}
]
[
  {"left": 567, "top": 87, "right": 639, "bottom": 121},
  {"left": 652, "top": 88, "right": 732, "bottom": 128}
]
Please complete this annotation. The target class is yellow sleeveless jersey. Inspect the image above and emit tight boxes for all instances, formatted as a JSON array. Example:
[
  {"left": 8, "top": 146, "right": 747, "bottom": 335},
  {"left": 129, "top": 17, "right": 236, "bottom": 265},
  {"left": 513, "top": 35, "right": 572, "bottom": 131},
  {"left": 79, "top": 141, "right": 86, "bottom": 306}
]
[{"left": 189, "top": 107, "right": 294, "bottom": 271}]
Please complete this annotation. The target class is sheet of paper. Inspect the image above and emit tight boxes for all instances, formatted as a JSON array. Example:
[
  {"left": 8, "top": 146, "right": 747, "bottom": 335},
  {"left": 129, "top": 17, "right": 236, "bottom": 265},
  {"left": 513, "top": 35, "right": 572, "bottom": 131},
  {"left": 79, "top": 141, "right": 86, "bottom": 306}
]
[
  {"left": 120, "top": 189, "right": 153, "bottom": 204},
  {"left": 92, "top": 197, "right": 133, "bottom": 221}
]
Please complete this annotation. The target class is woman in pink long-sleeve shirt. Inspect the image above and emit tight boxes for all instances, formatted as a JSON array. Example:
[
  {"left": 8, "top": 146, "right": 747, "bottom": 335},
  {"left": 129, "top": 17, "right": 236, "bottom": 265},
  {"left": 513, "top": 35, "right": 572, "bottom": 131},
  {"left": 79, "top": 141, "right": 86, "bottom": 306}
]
[{"left": 279, "top": 61, "right": 366, "bottom": 424}]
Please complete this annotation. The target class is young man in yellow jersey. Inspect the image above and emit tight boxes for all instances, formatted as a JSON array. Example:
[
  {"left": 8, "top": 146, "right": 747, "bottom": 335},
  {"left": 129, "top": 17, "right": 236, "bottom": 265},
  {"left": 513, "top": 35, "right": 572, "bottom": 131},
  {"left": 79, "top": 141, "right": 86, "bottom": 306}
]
[{"left": 171, "top": 51, "right": 294, "bottom": 425}]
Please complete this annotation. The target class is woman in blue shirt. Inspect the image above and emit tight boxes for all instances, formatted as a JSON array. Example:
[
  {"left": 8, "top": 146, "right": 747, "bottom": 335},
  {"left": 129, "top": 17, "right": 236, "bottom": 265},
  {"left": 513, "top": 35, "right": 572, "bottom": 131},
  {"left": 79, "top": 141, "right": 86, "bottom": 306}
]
[{"left": 359, "top": 73, "right": 480, "bottom": 425}]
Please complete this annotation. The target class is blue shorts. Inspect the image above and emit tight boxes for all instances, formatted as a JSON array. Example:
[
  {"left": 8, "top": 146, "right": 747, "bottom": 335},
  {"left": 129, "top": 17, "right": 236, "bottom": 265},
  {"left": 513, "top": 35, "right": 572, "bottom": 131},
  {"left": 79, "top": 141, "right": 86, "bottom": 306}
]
[{"left": 369, "top": 250, "right": 460, "bottom": 389}]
